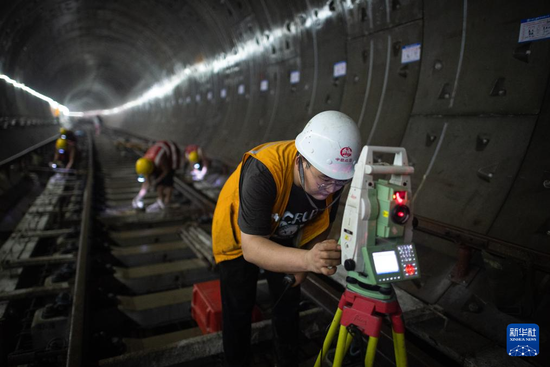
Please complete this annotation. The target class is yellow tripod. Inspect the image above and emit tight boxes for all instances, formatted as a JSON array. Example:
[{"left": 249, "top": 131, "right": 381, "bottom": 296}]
[{"left": 314, "top": 289, "right": 407, "bottom": 367}]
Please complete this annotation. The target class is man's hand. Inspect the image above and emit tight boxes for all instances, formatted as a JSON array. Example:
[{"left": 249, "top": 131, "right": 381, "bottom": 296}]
[
  {"left": 292, "top": 272, "right": 308, "bottom": 287},
  {"left": 132, "top": 196, "right": 144, "bottom": 209},
  {"left": 304, "top": 239, "right": 341, "bottom": 275},
  {"left": 191, "top": 166, "right": 207, "bottom": 181}
]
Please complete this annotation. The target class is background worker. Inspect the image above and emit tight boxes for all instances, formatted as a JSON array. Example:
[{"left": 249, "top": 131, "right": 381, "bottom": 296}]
[
  {"left": 92, "top": 115, "right": 103, "bottom": 136},
  {"left": 212, "top": 111, "right": 362, "bottom": 367},
  {"left": 133, "top": 140, "right": 182, "bottom": 212},
  {"left": 184, "top": 144, "right": 208, "bottom": 180},
  {"left": 52, "top": 138, "right": 77, "bottom": 170},
  {"left": 59, "top": 127, "right": 77, "bottom": 143},
  {"left": 185, "top": 144, "right": 229, "bottom": 184}
]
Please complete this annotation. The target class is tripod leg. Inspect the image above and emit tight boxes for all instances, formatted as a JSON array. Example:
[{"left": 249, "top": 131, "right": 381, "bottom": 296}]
[
  {"left": 392, "top": 329, "right": 407, "bottom": 367},
  {"left": 333, "top": 325, "right": 350, "bottom": 367},
  {"left": 364, "top": 335, "right": 378, "bottom": 367},
  {"left": 344, "top": 331, "right": 353, "bottom": 353},
  {"left": 391, "top": 313, "right": 407, "bottom": 367},
  {"left": 314, "top": 308, "right": 342, "bottom": 367},
  {"left": 392, "top": 329, "right": 400, "bottom": 366}
]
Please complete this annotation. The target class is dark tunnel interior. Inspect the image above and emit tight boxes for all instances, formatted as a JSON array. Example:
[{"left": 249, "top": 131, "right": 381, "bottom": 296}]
[{"left": 0, "top": 0, "right": 549, "bottom": 366}]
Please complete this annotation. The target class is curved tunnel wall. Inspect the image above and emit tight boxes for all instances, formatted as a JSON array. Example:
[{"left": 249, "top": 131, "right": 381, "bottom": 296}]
[
  {"left": 0, "top": 0, "right": 549, "bottom": 253},
  {"left": 0, "top": 80, "right": 58, "bottom": 163}
]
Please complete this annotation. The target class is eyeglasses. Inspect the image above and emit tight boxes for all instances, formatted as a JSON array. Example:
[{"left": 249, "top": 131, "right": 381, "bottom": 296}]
[
  {"left": 297, "top": 156, "right": 345, "bottom": 211},
  {"left": 300, "top": 157, "right": 350, "bottom": 190},
  {"left": 315, "top": 176, "right": 350, "bottom": 191}
]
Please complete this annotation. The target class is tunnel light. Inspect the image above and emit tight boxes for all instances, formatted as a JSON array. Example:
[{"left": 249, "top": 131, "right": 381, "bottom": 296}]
[
  {"left": 0, "top": 74, "right": 70, "bottom": 115},
  {"left": 304, "top": 7, "right": 333, "bottom": 27},
  {"left": 70, "top": 5, "right": 338, "bottom": 117}
]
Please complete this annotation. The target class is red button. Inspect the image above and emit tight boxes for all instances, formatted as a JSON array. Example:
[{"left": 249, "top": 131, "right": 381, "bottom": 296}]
[{"left": 405, "top": 264, "right": 415, "bottom": 276}]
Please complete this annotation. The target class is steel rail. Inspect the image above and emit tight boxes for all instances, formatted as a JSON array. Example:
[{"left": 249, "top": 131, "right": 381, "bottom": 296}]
[
  {"left": 415, "top": 215, "right": 550, "bottom": 272},
  {"left": 0, "top": 134, "right": 58, "bottom": 168},
  {"left": 174, "top": 177, "right": 216, "bottom": 212},
  {"left": 0, "top": 283, "right": 71, "bottom": 302},
  {"left": 66, "top": 133, "right": 94, "bottom": 366},
  {"left": 1, "top": 254, "right": 75, "bottom": 269}
]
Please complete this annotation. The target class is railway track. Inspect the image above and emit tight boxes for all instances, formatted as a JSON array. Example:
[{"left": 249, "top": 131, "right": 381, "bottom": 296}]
[{"left": 0, "top": 129, "right": 452, "bottom": 367}]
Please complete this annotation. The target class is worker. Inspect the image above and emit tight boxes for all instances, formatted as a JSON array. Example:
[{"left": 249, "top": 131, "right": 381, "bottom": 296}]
[
  {"left": 52, "top": 138, "right": 77, "bottom": 170},
  {"left": 59, "top": 127, "right": 77, "bottom": 143},
  {"left": 185, "top": 144, "right": 229, "bottom": 183},
  {"left": 132, "top": 140, "right": 182, "bottom": 212},
  {"left": 184, "top": 144, "right": 208, "bottom": 180},
  {"left": 212, "top": 111, "right": 362, "bottom": 367},
  {"left": 92, "top": 115, "right": 103, "bottom": 136}
]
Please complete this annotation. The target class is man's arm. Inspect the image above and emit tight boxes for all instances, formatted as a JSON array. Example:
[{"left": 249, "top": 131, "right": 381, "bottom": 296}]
[
  {"left": 141, "top": 176, "right": 151, "bottom": 194},
  {"left": 135, "top": 176, "right": 151, "bottom": 199},
  {"left": 152, "top": 161, "right": 170, "bottom": 186},
  {"left": 66, "top": 146, "right": 75, "bottom": 169},
  {"left": 241, "top": 231, "right": 340, "bottom": 275},
  {"left": 302, "top": 225, "right": 332, "bottom": 250},
  {"left": 198, "top": 148, "right": 209, "bottom": 169},
  {"left": 290, "top": 225, "right": 338, "bottom": 286},
  {"left": 238, "top": 157, "right": 341, "bottom": 276}
]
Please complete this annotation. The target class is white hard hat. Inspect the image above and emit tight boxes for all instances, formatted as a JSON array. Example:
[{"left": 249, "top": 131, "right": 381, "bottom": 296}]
[{"left": 295, "top": 111, "right": 362, "bottom": 180}]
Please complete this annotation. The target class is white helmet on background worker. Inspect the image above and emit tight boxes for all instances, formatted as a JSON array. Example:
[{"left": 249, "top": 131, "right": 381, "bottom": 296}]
[{"left": 295, "top": 111, "right": 362, "bottom": 180}]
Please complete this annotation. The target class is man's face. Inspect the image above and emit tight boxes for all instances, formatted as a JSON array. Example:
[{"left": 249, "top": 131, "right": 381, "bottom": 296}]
[{"left": 300, "top": 159, "right": 350, "bottom": 200}]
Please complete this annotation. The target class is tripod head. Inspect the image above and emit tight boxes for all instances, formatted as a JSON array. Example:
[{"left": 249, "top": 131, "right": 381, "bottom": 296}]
[{"left": 340, "top": 146, "right": 420, "bottom": 300}]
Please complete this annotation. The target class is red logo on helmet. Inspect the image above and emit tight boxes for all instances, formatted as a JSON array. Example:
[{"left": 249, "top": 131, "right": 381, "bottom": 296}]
[{"left": 340, "top": 147, "right": 352, "bottom": 158}]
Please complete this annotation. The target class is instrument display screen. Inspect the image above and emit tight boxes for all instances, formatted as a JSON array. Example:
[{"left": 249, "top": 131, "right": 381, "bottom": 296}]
[{"left": 372, "top": 250, "right": 399, "bottom": 274}]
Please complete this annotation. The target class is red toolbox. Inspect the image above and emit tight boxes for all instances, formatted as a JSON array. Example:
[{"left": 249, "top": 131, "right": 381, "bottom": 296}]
[{"left": 191, "top": 279, "right": 263, "bottom": 334}]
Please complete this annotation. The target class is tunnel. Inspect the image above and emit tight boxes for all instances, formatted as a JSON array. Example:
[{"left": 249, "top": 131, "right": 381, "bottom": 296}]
[{"left": 0, "top": 0, "right": 549, "bottom": 366}]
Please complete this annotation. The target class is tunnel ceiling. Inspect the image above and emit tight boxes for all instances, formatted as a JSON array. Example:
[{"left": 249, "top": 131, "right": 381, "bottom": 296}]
[{"left": 0, "top": 0, "right": 229, "bottom": 111}]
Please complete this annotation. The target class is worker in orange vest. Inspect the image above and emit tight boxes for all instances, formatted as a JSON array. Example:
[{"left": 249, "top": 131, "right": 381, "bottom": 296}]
[{"left": 211, "top": 111, "right": 362, "bottom": 367}]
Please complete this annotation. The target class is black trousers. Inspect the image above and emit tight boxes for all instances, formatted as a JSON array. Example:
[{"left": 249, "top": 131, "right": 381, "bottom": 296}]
[
  {"left": 219, "top": 256, "right": 301, "bottom": 367},
  {"left": 153, "top": 169, "right": 175, "bottom": 189}
]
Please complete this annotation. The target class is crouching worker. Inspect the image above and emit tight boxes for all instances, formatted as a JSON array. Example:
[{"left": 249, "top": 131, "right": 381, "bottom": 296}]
[
  {"left": 184, "top": 144, "right": 209, "bottom": 181},
  {"left": 132, "top": 140, "right": 182, "bottom": 212},
  {"left": 59, "top": 127, "right": 77, "bottom": 143},
  {"left": 53, "top": 138, "right": 77, "bottom": 170},
  {"left": 185, "top": 144, "right": 228, "bottom": 183},
  {"left": 212, "top": 111, "right": 362, "bottom": 367}
]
